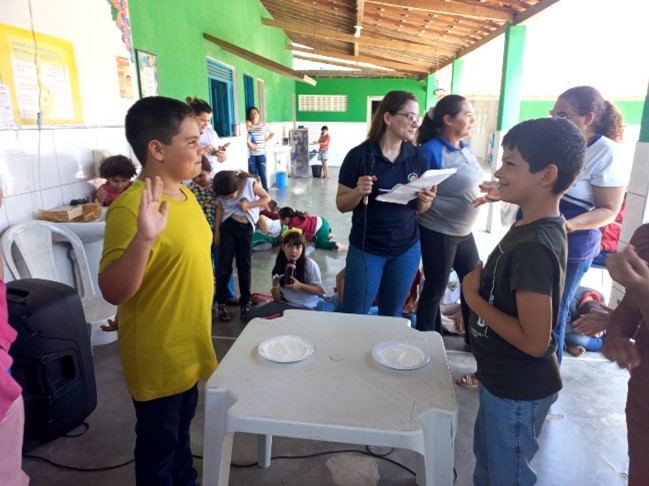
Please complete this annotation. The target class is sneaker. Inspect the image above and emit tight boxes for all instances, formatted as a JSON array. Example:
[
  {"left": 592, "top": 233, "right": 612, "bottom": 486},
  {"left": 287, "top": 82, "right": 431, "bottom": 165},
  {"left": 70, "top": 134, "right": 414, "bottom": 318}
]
[{"left": 218, "top": 305, "right": 231, "bottom": 322}]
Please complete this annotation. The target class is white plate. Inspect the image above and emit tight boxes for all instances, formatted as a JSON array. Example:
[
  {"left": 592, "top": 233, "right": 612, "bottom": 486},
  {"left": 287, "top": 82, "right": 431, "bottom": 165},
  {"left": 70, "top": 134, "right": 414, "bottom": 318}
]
[
  {"left": 372, "top": 341, "right": 430, "bottom": 370},
  {"left": 258, "top": 335, "right": 315, "bottom": 363}
]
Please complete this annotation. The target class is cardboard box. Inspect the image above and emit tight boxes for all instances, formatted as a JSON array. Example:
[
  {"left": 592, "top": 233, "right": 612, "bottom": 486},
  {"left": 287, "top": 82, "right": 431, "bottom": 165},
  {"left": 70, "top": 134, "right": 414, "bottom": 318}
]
[{"left": 37, "top": 205, "right": 84, "bottom": 222}]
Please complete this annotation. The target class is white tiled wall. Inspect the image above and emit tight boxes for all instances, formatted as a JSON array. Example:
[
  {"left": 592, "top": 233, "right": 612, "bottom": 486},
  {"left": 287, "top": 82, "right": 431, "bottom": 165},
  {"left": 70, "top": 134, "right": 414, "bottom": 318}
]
[
  {"left": 0, "top": 126, "right": 132, "bottom": 235},
  {"left": 609, "top": 140, "right": 649, "bottom": 304}
]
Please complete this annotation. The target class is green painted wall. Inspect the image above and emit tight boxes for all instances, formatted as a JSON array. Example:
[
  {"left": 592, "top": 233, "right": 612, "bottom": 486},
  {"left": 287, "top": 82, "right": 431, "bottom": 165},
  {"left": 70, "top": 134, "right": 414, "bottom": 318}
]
[
  {"left": 295, "top": 78, "right": 427, "bottom": 122},
  {"left": 129, "top": 0, "right": 294, "bottom": 123}
]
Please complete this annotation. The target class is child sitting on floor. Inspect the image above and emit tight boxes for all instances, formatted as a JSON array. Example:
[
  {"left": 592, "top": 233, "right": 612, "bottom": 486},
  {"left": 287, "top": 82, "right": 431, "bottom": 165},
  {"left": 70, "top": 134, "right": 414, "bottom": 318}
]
[
  {"left": 565, "top": 286, "right": 608, "bottom": 356},
  {"left": 95, "top": 155, "right": 137, "bottom": 207},
  {"left": 247, "top": 229, "right": 334, "bottom": 319},
  {"left": 278, "top": 206, "right": 346, "bottom": 251}
]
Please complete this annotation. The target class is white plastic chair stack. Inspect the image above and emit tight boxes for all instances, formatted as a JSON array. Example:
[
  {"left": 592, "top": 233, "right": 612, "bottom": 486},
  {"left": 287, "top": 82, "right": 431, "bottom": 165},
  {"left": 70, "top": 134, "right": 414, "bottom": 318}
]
[{"left": 1, "top": 220, "right": 117, "bottom": 346}]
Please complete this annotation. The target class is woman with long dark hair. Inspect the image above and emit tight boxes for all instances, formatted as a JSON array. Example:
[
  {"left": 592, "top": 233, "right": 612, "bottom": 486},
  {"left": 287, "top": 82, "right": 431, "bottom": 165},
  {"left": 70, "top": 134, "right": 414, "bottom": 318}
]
[
  {"left": 415, "top": 95, "right": 483, "bottom": 348},
  {"left": 549, "top": 86, "right": 626, "bottom": 364},
  {"left": 336, "top": 90, "right": 436, "bottom": 316}
]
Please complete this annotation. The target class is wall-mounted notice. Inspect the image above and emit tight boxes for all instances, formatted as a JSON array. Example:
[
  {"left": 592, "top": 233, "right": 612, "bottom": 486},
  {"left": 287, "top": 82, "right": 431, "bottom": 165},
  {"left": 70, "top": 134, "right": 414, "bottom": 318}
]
[
  {"left": 0, "top": 23, "right": 83, "bottom": 125},
  {"left": 0, "top": 84, "right": 16, "bottom": 128},
  {"left": 136, "top": 50, "right": 158, "bottom": 98},
  {"left": 116, "top": 56, "right": 134, "bottom": 98}
]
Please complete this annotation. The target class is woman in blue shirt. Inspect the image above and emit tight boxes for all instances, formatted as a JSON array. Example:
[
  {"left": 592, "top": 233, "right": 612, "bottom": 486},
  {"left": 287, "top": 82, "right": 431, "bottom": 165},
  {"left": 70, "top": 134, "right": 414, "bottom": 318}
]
[
  {"left": 415, "top": 95, "right": 483, "bottom": 342},
  {"left": 550, "top": 86, "right": 626, "bottom": 364},
  {"left": 336, "top": 90, "right": 436, "bottom": 316}
]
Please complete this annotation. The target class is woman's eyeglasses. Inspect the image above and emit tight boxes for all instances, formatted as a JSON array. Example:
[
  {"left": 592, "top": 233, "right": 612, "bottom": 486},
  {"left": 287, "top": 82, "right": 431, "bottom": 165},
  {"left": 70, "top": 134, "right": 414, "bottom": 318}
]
[
  {"left": 393, "top": 112, "right": 421, "bottom": 125},
  {"left": 548, "top": 110, "right": 575, "bottom": 120}
]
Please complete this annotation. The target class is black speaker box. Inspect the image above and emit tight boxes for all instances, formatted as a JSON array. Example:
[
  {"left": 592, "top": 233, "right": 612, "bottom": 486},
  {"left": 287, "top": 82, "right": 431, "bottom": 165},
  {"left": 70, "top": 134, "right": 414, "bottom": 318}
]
[{"left": 7, "top": 278, "right": 97, "bottom": 448}]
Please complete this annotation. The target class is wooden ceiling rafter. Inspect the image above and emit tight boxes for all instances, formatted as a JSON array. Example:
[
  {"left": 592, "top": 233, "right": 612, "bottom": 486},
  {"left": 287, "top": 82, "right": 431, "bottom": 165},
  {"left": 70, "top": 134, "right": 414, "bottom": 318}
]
[
  {"left": 367, "top": 3, "right": 505, "bottom": 30},
  {"left": 354, "top": 0, "right": 365, "bottom": 56},
  {"left": 292, "top": 54, "right": 417, "bottom": 77},
  {"left": 288, "top": 45, "right": 431, "bottom": 73},
  {"left": 262, "top": 18, "right": 457, "bottom": 55},
  {"left": 203, "top": 33, "right": 316, "bottom": 86},
  {"left": 366, "top": 0, "right": 513, "bottom": 21},
  {"left": 258, "top": 0, "right": 558, "bottom": 79}
]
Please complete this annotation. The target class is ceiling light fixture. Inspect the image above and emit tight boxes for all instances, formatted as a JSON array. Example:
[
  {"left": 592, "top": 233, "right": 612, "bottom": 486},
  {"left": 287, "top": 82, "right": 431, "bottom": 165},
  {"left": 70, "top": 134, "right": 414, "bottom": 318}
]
[{"left": 354, "top": 25, "right": 363, "bottom": 38}]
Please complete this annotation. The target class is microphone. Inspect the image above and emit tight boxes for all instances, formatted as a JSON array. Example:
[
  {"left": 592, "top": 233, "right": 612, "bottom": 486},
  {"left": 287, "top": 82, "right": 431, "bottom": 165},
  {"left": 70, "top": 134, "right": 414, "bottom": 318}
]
[
  {"left": 281, "top": 259, "right": 297, "bottom": 287},
  {"left": 363, "top": 154, "right": 375, "bottom": 206}
]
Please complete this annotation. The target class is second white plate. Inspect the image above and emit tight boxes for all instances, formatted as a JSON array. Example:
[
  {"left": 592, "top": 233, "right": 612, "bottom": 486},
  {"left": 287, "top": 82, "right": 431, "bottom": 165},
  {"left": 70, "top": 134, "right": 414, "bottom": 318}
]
[
  {"left": 372, "top": 341, "right": 430, "bottom": 370},
  {"left": 258, "top": 335, "right": 315, "bottom": 363}
]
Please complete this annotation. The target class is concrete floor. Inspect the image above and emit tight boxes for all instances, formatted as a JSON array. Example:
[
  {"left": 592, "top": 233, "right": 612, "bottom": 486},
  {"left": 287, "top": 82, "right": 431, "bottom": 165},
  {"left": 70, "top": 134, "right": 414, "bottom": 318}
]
[{"left": 22, "top": 168, "right": 630, "bottom": 485}]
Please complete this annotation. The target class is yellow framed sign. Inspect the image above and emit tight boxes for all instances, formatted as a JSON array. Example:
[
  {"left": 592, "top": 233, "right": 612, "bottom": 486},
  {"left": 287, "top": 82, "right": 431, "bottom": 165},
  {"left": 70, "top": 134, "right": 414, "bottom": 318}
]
[{"left": 0, "top": 23, "right": 83, "bottom": 125}]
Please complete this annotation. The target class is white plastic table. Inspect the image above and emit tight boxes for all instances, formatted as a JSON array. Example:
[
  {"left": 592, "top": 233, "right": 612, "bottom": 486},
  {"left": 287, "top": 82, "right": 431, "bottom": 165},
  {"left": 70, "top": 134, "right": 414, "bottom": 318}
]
[{"left": 202, "top": 310, "right": 458, "bottom": 485}]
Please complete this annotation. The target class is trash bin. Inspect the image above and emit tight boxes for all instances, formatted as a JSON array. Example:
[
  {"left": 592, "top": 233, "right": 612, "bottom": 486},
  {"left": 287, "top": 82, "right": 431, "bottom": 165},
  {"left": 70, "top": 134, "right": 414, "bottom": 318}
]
[
  {"left": 309, "top": 151, "right": 321, "bottom": 178},
  {"left": 276, "top": 172, "right": 288, "bottom": 189},
  {"left": 274, "top": 146, "right": 291, "bottom": 189}
]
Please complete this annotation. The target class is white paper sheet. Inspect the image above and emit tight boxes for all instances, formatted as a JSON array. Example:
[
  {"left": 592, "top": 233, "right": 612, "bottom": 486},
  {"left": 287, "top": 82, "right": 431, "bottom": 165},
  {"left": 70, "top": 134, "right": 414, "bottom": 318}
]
[{"left": 376, "top": 168, "right": 457, "bottom": 205}]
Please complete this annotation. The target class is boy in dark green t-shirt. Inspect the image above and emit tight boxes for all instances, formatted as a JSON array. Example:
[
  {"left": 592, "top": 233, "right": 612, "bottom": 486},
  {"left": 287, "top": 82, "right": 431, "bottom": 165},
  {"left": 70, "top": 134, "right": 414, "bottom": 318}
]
[{"left": 463, "top": 118, "right": 585, "bottom": 485}]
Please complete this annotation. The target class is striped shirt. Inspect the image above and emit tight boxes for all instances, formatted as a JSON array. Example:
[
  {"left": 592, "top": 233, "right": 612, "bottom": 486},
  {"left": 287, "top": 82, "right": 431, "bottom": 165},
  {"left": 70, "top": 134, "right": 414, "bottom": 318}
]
[{"left": 249, "top": 123, "right": 274, "bottom": 156}]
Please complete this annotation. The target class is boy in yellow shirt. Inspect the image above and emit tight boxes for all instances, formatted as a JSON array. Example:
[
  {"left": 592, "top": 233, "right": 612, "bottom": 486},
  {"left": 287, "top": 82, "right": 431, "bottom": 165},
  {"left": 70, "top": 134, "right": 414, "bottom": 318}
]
[{"left": 99, "top": 96, "right": 216, "bottom": 485}]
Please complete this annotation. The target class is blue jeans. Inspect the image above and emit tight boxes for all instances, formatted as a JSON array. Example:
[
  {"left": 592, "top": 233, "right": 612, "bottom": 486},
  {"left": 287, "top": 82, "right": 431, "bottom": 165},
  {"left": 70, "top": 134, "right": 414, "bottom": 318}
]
[
  {"left": 341, "top": 241, "right": 421, "bottom": 317},
  {"left": 565, "top": 331, "right": 605, "bottom": 352},
  {"left": 132, "top": 383, "right": 198, "bottom": 486},
  {"left": 555, "top": 259, "right": 593, "bottom": 364},
  {"left": 248, "top": 154, "right": 268, "bottom": 192},
  {"left": 211, "top": 243, "right": 236, "bottom": 301},
  {"left": 473, "top": 385, "right": 557, "bottom": 486}
]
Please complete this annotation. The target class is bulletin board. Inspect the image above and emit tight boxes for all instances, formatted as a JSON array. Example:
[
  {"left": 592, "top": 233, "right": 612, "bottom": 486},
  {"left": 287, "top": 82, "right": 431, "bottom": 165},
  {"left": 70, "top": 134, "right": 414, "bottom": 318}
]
[{"left": 0, "top": 23, "right": 83, "bottom": 125}]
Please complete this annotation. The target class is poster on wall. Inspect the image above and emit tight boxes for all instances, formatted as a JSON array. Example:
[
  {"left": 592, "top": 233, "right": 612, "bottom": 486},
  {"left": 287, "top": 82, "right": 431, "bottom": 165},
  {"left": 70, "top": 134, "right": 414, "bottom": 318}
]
[
  {"left": 116, "top": 56, "right": 134, "bottom": 98},
  {"left": 0, "top": 23, "right": 83, "bottom": 125},
  {"left": 136, "top": 50, "right": 159, "bottom": 98},
  {"left": 0, "top": 84, "right": 16, "bottom": 128}
]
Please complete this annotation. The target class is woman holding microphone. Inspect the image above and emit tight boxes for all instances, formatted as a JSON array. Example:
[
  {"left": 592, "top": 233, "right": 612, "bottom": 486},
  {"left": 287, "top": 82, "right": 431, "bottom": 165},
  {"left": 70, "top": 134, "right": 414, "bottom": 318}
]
[{"left": 336, "top": 90, "right": 436, "bottom": 317}]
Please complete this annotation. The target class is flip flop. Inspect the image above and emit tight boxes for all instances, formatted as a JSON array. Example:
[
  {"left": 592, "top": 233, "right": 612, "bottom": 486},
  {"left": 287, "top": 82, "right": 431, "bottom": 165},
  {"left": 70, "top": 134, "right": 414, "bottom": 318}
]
[{"left": 456, "top": 373, "right": 480, "bottom": 388}]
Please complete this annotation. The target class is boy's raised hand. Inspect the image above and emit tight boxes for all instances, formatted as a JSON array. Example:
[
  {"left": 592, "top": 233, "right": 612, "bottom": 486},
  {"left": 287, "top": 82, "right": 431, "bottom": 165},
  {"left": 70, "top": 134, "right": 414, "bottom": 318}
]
[{"left": 138, "top": 177, "right": 168, "bottom": 242}]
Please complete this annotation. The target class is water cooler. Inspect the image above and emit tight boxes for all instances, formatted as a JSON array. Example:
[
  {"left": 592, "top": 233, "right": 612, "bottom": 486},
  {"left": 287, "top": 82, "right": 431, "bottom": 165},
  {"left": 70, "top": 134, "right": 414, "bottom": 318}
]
[{"left": 288, "top": 128, "right": 310, "bottom": 178}]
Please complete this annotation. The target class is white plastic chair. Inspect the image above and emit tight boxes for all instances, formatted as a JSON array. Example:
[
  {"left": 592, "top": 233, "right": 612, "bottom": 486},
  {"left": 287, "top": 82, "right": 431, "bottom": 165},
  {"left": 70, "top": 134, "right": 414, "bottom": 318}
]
[{"left": 1, "top": 220, "right": 117, "bottom": 346}]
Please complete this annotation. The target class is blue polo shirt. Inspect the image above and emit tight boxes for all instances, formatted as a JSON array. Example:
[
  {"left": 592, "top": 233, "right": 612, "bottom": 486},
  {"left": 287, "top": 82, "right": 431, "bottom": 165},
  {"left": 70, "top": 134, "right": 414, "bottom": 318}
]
[{"left": 338, "top": 141, "right": 427, "bottom": 256}]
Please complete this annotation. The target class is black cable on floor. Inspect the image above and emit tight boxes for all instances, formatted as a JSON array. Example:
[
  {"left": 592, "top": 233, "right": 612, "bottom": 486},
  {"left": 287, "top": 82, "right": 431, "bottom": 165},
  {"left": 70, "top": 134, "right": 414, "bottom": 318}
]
[
  {"left": 222, "top": 446, "right": 417, "bottom": 476},
  {"left": 23, "top": 454, "right": 134, "bottom": 472},
  {"left": 27, "top": 448, "right": 456, "bottom": 482},
  {"left": 63, "top": 421, "right": 90, "bottom": 438}
]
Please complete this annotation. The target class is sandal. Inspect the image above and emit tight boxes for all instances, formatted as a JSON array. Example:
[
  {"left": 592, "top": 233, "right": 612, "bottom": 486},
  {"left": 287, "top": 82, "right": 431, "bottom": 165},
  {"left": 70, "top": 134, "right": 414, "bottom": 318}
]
[
  {"left": 456, "top": 372, "right": 480, "bottom": 388},
  {"left": 218, "top": 305, "right": 231, "bottom": 322},
  {"left": 240, "top": 305, "right": 250, "bottom": 322}
]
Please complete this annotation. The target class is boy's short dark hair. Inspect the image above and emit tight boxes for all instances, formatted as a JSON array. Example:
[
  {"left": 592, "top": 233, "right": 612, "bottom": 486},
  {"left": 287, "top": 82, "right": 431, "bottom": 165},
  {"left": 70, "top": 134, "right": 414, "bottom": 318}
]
[
  {"left": 125, "top": 96, "right": 194, "bottom": 165},
  {"left": 502, "top": 118, "right": 586, "bottom": 194},
  {"left": 99, "top": 155, "right": 137, "bottom": 179},
  {"left": 321, "top": 126, "right": 328, "bottom": 131}
]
